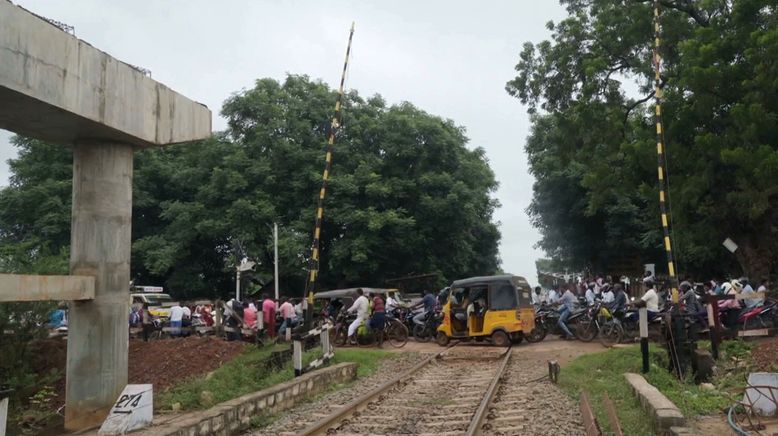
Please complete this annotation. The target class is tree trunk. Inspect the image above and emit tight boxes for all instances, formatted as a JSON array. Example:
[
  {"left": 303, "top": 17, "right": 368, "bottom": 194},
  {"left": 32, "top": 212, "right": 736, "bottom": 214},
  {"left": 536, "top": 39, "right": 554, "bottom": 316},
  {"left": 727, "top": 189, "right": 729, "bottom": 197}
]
[{"left": 734, "top": 238, "right": 771, "bottom": 281}]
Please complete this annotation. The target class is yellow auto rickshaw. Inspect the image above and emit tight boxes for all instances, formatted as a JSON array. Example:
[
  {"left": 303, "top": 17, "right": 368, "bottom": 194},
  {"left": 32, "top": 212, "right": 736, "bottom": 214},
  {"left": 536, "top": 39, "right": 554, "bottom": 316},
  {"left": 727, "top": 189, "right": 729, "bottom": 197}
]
[{"left": 436, "top": 275, "right": 535, "bottom": 347}]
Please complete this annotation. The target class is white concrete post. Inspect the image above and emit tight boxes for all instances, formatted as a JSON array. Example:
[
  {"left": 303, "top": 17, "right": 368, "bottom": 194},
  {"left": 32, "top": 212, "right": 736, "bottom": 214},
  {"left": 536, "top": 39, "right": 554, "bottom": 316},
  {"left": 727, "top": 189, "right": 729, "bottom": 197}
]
[
  {"left": 235, "top": 270, "right": 241, "bottom": 301},
  {"left": 66, "top": 143, "right": 133, "bottom": 430},
  {"left": 321, "top": 325, "right": 331, "bottom": 359},
  {"left": 0, "top": 395, "right": 9, "bottom": 436},
  {"left": 639, "top": 308, "right": 649, "bottom": 339},
  {"left": 293, "top": 340, "right": 303, "bottom": 377}
]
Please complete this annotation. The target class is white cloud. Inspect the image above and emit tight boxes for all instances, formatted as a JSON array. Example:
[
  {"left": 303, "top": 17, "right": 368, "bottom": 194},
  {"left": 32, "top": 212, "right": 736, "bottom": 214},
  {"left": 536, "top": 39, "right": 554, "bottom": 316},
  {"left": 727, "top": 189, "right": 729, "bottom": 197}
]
[{"left": 0, "top": 0, "right": 567, "bottom": 283}]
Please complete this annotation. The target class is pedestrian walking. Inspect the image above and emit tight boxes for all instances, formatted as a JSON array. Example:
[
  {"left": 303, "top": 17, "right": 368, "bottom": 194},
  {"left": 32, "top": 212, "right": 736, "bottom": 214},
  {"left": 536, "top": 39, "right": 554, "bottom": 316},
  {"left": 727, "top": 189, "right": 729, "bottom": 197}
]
[{"left": 262, "top": 294, "right": 277, "bottom": 338}]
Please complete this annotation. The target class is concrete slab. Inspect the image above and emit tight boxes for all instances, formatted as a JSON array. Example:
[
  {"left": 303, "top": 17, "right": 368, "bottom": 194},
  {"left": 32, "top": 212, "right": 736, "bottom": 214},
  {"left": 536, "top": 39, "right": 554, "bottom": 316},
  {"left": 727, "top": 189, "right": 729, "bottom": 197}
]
[
  {"left": 0, "top": 273, "right": 94, "bottom": 302},
  {"left": 0, "top": 1, "right": 211, "bottom": 147},
  {"left": 744, "top": 372, "right": 778, "bottom": 416},
  {"left": 625, "top": 372, "right": 686, "bottom": 431}
]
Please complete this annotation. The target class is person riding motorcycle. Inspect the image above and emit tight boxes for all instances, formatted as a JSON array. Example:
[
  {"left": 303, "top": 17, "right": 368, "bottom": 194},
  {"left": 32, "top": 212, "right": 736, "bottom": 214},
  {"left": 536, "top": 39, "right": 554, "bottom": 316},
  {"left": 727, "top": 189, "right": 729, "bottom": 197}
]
[
  {"left": 607, "top": 283, "right": 627, "bottom": 317},
  {"left": 557, "top": 285, "right": 577, "bottom": 340},
  {"left": 412, "top": 290, "right": 437, "bottom": 327}
]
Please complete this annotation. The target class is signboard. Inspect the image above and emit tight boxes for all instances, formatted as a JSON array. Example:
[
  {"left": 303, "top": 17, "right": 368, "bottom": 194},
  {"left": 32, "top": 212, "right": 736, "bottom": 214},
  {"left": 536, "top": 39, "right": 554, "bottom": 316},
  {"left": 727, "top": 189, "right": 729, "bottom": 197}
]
[
  {"left": 133, "top": 286, "right": 164, "bottom": 293},
  {"left": 98, "top": 384, "right": 153, "bottom": 435},
  {"left": 722, "top": 238, "right": 738, "bottom": 253}
]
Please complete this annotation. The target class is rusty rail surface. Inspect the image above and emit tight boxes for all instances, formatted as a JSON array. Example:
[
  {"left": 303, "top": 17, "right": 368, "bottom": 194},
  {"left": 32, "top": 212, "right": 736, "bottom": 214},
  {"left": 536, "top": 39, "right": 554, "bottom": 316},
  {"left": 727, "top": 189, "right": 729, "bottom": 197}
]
[
  {"left": 580, "top": 391, "right": 602, "bottom": 436},
  {"left": 464, "top": 346, "right": 513, "bottom": 436},
  {"left": 602, "top": 392, "right": 624, "bottom": 436}
]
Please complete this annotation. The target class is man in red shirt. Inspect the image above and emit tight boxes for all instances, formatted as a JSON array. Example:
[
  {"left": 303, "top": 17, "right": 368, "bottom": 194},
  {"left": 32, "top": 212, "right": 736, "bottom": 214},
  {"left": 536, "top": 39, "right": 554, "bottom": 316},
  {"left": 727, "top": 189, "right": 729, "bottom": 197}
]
[
  {"left": 369, "top": 292, "right": 386, "bottom": 347},
  {"left": 262, "top": 294, "right": 276, "bottom": 338}
]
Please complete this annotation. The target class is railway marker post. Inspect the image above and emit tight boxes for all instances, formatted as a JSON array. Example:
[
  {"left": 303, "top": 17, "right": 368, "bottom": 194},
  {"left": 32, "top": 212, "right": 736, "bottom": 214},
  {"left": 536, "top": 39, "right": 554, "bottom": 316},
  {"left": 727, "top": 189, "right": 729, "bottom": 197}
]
[
  {"left": 0, "top": 3, "right": 211, "bottom": 429},
  {"left": 639, "top": 308, "right": 649, "bottom": 373}
]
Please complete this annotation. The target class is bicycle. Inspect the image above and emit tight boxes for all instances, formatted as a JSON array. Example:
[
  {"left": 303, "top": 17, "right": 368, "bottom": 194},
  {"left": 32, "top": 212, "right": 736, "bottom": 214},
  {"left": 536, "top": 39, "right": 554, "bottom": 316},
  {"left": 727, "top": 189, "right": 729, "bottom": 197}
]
[
  {"left": 357, "top": 315, "right": 408, "bottom": 348},
  {"left": 331, "top": 310, "right": 409, "bottom": 348}
]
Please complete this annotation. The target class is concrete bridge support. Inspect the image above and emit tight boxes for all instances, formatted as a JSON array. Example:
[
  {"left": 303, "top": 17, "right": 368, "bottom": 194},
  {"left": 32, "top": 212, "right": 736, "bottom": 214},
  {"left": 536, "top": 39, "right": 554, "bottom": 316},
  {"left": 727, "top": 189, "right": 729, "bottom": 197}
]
[
  {"left": 65, "top": 143, "right": 134, "bottom": 429},
  {"left": 0, "top": 1, "right": 212, "bottom": 430}
]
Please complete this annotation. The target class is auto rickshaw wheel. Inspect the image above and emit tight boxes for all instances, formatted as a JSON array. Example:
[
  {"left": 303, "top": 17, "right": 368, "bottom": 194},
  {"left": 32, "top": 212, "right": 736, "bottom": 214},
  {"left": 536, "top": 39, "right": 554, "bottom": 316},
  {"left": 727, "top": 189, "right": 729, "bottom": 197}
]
[
  {"left": 436, "top": 331, "right": 450, "bottom": 347},
  {"left": 491, "top": 330, "right": 510, "bottom": 347}
]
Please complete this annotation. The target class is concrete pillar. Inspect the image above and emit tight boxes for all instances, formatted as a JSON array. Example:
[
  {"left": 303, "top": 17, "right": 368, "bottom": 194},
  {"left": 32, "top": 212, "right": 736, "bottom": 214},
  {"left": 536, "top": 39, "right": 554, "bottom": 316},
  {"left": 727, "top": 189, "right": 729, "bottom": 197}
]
[{"left": 65, "top": 143, "right": 133, "bottom": 430}]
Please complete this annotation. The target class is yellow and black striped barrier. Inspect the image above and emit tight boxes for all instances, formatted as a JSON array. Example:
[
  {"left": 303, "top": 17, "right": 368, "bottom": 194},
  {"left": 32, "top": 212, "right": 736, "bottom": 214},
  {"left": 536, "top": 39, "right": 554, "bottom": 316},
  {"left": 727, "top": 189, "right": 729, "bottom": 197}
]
[
  {"left": 304, "top": 23, "right": 356, "bottom": 304},
  {"left": 653, "top": 1, "right": 679, "bottom": 303}
]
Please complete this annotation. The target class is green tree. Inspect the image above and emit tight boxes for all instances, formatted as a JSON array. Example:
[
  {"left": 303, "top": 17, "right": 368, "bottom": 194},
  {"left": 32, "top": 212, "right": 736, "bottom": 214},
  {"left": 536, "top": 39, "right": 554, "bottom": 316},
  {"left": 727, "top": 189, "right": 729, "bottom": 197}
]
[
  {"left": 0, "top": 75, "right": 501, "bottom": 298},
  {"left": 509, "top": 0, "right": 777, "bottom": 280}
]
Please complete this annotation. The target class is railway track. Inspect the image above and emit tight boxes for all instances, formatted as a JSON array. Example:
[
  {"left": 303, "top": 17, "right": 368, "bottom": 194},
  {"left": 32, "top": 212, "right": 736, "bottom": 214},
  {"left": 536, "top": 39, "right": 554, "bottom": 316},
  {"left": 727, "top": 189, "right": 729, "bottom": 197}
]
[
  {"left": 290, "top": 344, "right": 509, "bottom": 436},
  {"left": 476, "top": 353, "right": 586, "bottom": 436},
  {"left": 266, "top": 343, "right": 583, "bottom": 436}
]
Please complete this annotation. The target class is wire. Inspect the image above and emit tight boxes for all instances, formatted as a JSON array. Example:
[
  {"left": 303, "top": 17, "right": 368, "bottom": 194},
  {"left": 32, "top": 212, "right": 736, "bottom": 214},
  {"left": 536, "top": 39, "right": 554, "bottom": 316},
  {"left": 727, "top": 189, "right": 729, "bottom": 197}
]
[{"left": 728, "top": 404, "right": 751, "bottom": 436}]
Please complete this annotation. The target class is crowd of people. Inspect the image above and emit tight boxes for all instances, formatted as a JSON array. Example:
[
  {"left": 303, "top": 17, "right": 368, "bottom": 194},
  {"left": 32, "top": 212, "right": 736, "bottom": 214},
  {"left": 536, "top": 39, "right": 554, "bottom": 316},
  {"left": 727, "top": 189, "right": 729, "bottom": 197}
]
[
  {"left": 125, "top": 294, "right": 309, "bottom": 342},
  {"left": 221, "top": 294, "right": 306, "bottom": 340},
  {"left": 532, "top": 272, "right": 771, "bottom": 339}
]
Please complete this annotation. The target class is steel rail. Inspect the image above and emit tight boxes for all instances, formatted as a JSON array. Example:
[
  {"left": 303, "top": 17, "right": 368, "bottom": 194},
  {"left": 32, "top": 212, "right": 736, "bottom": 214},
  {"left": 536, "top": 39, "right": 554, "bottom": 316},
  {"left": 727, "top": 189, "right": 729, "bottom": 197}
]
[
  {"left": 297, "top": 342, "right": 459, "bottom": 435},
  {"left": 464, "top": 346, "right": 513, "bottom": 436}
]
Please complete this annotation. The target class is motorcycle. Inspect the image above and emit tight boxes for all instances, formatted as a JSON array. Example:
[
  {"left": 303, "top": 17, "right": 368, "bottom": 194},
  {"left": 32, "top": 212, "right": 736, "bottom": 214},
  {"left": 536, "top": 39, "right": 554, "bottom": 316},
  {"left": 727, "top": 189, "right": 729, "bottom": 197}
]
[
  {"left": 391, "top": 305, "right": 423, "bottom": 335},
  {"left": 620, "top": 306, "right": 669, "bottom": 342},
  {"left": 412, "top": 311, "right": 442, "bottom": 342},
  {"left": 525, "top": 307, "right": 552, "bottom": 343},
  {"left": 574, "top": 301, "right": 606, "bottom": 342},
  {"left": 737, "top": 299, "right": 777, "bottom": 330},
  {"left": 525, "top": 303, "right": 589, "bottom": 342}
]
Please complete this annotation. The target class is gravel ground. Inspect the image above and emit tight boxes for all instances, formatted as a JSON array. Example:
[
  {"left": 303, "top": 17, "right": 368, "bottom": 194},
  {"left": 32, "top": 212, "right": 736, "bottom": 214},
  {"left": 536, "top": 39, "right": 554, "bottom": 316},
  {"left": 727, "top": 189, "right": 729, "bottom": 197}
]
[
  {"left": 483, "top": 353, "right": 584, "bottom": 435},
  {"left": 249, "top": 352, "right": 424, "bottom": 435},
  {"left": 249, "top": 338, "right": 599, "bottom": 435}
]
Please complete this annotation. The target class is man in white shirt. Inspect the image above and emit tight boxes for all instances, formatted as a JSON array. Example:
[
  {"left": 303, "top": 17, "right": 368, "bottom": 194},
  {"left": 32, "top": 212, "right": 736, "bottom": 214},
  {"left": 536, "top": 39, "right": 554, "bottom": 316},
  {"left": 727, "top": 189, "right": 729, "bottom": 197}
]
[
  {"left": 639, "top": 280, "right": 660, "bottom": 319},
  {"left": 585, "top": 284, "right": 597, "bottom": 306},
  {"left": 531, "top": 286, "right": 543, "bottom": 306},
  {"left": 169, "top": 303, "right": 184, "bottom": 336},
  {"left": 743, "top": 279, "right": 763, "bottom": 309},
  {"left": 386, "top": 292, "right": 399, "bottom": 313},
  {"left": 548, "top": 287, "right": 560, "bottom": 305},
  {"left": 347, "top": 288, "right": 370, "bottom": 341},
  {"left": 602, "top": 285, "right": 615, "bottom": 304}
]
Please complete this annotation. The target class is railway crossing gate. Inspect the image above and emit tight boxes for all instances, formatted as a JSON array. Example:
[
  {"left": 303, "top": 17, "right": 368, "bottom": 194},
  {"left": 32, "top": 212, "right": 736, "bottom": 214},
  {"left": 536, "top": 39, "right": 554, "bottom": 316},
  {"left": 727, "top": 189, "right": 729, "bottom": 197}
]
[{"left": 0, "top": 2, "right": 211, "bottom": 430}]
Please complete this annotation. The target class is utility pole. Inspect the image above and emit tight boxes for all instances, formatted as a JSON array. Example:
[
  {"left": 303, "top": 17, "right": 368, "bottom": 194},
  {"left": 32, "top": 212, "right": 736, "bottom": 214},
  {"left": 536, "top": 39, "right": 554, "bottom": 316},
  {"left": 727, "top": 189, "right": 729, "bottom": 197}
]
[{"left": 274, "top": 223, "right": 279, "bottom": 301}]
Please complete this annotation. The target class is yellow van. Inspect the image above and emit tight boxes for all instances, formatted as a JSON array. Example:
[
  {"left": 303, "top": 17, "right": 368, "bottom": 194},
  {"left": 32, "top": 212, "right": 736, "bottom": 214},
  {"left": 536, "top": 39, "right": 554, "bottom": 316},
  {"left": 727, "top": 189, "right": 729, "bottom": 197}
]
[{"left": 436, "top": 275, "right": 535, "bottom": 346}]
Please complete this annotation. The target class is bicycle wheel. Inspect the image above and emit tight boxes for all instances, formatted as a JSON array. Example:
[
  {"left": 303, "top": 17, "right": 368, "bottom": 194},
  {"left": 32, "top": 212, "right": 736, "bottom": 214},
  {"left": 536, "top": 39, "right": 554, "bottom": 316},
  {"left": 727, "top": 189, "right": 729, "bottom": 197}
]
[
  {"left": 413, "top": 324, "right": 431, "bottom": 342},
  {"left": 386, "top": 319, "right": 408, "bottom": 348},
  {"left": 599, "top": 322, "right": 623, "bottom": 348}
]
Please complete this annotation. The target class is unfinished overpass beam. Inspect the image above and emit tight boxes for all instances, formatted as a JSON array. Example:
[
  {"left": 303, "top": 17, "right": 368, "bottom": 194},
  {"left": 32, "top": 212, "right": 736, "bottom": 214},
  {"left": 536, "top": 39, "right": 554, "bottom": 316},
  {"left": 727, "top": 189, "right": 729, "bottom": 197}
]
[{"left": 0, "top": 1, "right": 212, "bottom": 430}]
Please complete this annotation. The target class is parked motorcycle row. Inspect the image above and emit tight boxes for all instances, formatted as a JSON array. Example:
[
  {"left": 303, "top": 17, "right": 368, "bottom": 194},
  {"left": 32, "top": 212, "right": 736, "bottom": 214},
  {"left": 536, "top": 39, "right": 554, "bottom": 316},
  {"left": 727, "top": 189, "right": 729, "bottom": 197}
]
[{"left": 526, "top": 297, "right": 778, "bottom": 348}]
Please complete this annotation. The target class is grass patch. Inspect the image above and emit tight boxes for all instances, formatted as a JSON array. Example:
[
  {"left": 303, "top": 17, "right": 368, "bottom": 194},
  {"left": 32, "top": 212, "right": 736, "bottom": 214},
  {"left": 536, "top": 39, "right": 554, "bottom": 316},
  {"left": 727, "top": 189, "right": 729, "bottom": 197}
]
[
  {"left": 330, "top": 348, "right": 395, "bottom": 377},
  {"left": 559, "top": 343, "right": 745, "bottom": 435},
  {"left": 156, "top": 345, "right": 396, "bottom": 412}
]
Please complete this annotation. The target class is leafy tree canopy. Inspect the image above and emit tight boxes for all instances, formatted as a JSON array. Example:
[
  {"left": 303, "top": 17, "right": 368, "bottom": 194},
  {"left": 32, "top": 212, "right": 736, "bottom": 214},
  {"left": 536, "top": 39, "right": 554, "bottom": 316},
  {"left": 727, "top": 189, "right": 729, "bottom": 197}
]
[
  {"left": 0, "top": 75, "right": 501, "bottom": 299},
  {"left": 509, "top": 0, "right": 778, "bottom": 280}
]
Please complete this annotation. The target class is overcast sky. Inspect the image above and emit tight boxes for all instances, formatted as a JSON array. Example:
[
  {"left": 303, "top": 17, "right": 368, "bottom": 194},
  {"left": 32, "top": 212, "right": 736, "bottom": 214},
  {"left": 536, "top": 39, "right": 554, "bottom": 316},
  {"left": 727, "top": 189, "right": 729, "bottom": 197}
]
[{"left": 0, "top": 0, "right": 567, "bottom": 284}]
